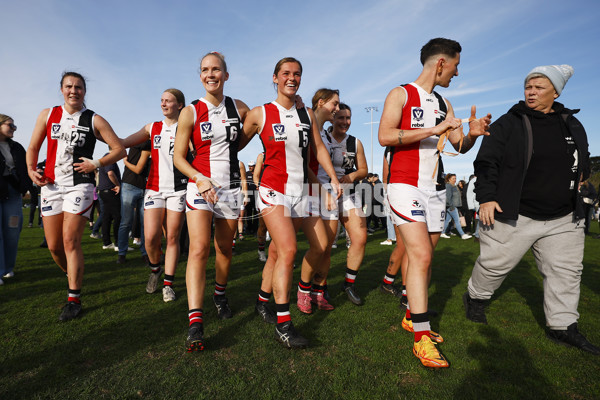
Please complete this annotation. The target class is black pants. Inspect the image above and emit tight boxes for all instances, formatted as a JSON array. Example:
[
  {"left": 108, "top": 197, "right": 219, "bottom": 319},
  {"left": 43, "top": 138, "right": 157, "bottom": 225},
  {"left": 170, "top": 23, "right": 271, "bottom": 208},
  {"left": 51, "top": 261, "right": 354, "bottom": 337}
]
[{"left": 100, "top": 189, "right": 121, "bottom": 246}]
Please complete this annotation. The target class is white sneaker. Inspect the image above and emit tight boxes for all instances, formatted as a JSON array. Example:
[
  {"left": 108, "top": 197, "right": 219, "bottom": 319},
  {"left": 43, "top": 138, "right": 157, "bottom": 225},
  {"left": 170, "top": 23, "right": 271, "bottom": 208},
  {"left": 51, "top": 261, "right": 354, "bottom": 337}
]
[
  {"left": 331, "top": 243, "right": 337, "bottom": 249},
  {"left": 258, "top": 250, "right": 267, "bottom": 262},
  {"left": 115, "top": 246, "right": 134, "bottom": 252},
  {"left": 102, "top": 243, "right": 116, "bottom": 250},
  {"left": 461, "top": 234, "right": 472, "bottom": 240},
  {"left": 266, "top": 232, "right": 271, "bottom": 241},
  {"left": 162, "top": 286, "right": 176, "bottom": 302},
  {"left": 3, "top": 271, "right": 14, "bottom": 279},
  {"left": 132, "top": 239, "right": 141, "bottom": 246},
  {"left": 380, "top": 239, "right": 393, "bottom": 245},
  {"left": 440, "top": 233, "right": 451, "bottom": 239},
  {"left": 90, "top": 233, "right": 101, "bottom": 239}
]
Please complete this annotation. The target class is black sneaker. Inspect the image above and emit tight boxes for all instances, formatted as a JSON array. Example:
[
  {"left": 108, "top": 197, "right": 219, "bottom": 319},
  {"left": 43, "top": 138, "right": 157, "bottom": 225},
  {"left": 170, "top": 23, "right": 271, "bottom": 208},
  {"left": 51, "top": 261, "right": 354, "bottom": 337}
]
[
  {"left": 380, "top": 283, "right": 402, "bottom": 298},
  {"left": 116, "top": 255, "right": 126, "bottom": 264},
  {"left": 275, "top": 321, "right": 308, "bottom": 349},
  {"left": 342, "top": 283, "right": 363, "bottom": 305},
  {"left": 58, "top": 302, "right": 82, "bottom": 322},
  {"left": 463, "top": 292, "right": 487, "bottom": 324},
  {"left": 213, "top": 295, "right": 233, "bottom": 320},
  {"left": 400, "top": 295, "right": 408, "bottom": 308},
  {"left": 255, "top": 300, "right": 276, "bottom": 324},
  {"left": 547, "top": 323, "right": 600, "bottom": 355},
  {"left": 186, "top": 323, "right": 205, "bottom": 352}
]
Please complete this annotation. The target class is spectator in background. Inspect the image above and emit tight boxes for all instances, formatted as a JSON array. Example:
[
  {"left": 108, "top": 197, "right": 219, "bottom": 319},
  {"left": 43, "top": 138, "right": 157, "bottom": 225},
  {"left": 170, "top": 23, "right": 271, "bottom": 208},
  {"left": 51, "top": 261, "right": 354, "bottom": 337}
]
[
  {"left": 245, "top": 160, "right": 258, "bottom": 234},
  {"left": 372, "top": 173, "right": 386, "bottom": 230},
  {"left": 458, "top": 179, "right": 471, "bottom": 233},
  {"left": 97, "top": 154, "right": 122, "bottom": 250},
  {"left": 0, "top": 114, "right": 32, "bottom": 283},
  {"left": 441, "top": 173, "right": 471, "bottom": 239},
  {"left": 116, "top": 142, "right": 150, "bottom": 264},
  {"left": 579, "top": 180, "right": 596, "bottom": 235}
]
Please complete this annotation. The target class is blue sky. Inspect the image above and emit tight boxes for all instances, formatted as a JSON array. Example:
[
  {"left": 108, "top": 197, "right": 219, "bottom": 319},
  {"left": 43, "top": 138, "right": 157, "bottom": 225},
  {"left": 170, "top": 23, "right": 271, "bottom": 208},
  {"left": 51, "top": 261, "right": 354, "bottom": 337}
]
[{"left": 1, "top": 0, "right": 598, "bottom": 180}]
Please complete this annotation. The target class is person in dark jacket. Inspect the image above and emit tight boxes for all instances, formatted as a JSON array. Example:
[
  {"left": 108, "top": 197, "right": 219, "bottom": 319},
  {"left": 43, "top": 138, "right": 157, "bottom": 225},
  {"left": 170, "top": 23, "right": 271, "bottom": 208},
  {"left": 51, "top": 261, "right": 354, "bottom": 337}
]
[
  {"left": 464, "top": 65, "right": 599, "bottom": 355},
  {"left": 0, "top": 114, "right": 32, "bottom": 283}
]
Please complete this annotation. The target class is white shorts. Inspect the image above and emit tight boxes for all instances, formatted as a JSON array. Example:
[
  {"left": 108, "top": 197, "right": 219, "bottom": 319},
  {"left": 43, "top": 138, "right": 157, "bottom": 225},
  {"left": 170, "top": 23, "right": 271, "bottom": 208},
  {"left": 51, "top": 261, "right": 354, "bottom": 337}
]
[
  {"left": 387, "top": 183, "right": 445, "bottom": 232},
  {"left": 40, "top": 183, "right": 95, "bottom": 218},
  {"left": 144, "top": 189, "right": 186, "bottom": 212},
  {"left": 317, "top": 193, "right": 364, "bottom": 220},
  {"left": 185, "top": 182, "right": 241, "bottom": 220},
  {"left": 257, "top": 186, "right": 307, "bottom": 218}
]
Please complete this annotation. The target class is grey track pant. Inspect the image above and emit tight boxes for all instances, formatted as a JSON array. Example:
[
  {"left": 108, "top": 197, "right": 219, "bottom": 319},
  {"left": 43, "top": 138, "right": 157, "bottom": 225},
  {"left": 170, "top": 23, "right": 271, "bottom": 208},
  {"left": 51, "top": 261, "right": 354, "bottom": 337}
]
[{"left": 467, "top": 213, "right": 585, "bottom": 330}]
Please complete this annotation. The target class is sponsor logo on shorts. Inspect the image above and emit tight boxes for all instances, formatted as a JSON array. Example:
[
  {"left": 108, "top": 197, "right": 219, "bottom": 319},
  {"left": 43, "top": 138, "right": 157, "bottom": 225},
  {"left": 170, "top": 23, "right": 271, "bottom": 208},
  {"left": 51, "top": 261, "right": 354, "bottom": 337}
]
[
  {"left": 411, "top": 210, "right": 424, "bottom": 216},
  {"left": 145, "top": 201, "right": 154, "bottom": 206},
  {"left": 412, "top": 200, "right": 421, "bottom": 208},
  {"left": 42, "top": 206, "right": 52, "bottom": 211},
  {"left": 75, "top": 197, "right": 81, "bottom": 204},
  {"left": 194, "top": 199, "right": 207, "bottom": 205},
  {"left": 267, "top": 190, "right": 276, "bottom": 198}
]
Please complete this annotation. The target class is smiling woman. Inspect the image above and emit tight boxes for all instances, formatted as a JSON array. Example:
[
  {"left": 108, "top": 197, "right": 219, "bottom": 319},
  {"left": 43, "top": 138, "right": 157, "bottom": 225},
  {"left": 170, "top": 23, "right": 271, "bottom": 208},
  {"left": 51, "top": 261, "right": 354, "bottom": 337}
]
[
  {"left": 25, "top": 71, "right": 125, "bottom": 322},
  {"left": 121, "top": 88, "right": 187, "bottom": 305},
  {"left": 238, "top": 57, "right": 342, "bottom": 349},
  {"left": 172, "top": 52, "right": 251, "bottom": 353}
]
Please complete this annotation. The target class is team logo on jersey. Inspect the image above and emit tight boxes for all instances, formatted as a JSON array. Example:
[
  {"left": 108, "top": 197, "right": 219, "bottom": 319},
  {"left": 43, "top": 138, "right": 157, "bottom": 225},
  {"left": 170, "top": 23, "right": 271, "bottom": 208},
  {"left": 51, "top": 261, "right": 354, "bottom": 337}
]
[
  {"left": 153, "top": 135, "right": 162, "bottom": 149},
  {"left": 411, "top": 107, "right": 425, "bottom": 128},
  {"left": 51, "top": 124, "right": 61, "bottom": 140},
  {"left": 200, "top": 122, "right": 214, "bottom": 140},
  {"left": 272, "top": 124, "right": 287, "bottom": 141}
]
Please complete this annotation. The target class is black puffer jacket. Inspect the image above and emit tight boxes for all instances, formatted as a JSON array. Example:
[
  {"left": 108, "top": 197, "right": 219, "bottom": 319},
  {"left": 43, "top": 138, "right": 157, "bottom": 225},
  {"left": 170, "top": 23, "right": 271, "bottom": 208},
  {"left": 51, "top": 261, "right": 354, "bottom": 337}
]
[
  {"left": 0, "top": 139, "right": 32, "bottom": 200},
  {"left": 474, "top": 101, "right": 589, "bottom": 221}
]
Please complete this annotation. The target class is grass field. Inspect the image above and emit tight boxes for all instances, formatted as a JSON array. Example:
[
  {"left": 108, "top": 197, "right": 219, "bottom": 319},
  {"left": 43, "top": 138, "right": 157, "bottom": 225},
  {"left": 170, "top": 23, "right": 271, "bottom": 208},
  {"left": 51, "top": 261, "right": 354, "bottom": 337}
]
[{"left": 1, "top": 218, "right": 600, "bottom": 399}]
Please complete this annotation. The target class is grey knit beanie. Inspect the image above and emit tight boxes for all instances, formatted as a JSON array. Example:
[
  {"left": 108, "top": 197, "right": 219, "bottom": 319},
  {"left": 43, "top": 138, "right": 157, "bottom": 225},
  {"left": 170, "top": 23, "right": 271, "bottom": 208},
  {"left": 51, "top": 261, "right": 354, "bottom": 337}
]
[{"left": 524, "top": 64, "right": 574, "bottom": 95}]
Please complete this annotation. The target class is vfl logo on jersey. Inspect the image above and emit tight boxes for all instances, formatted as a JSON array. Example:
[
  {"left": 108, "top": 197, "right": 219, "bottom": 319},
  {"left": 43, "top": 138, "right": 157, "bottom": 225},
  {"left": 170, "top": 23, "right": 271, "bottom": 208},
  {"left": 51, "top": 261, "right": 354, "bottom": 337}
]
[
  {"left": 200, "top": 122, "right": 213, "bottom": 140},
  {"left": 153, "top": 135, "right": 162, "bottom": 149},
  {"left": 272, "top": 124, "right": 287, "bottom": 141},
  {"left": 411, "top": 107, "right": 425, "bottom": 128},
  {"left": 51, "top": 124, "right": 61, "bottom": 140}
]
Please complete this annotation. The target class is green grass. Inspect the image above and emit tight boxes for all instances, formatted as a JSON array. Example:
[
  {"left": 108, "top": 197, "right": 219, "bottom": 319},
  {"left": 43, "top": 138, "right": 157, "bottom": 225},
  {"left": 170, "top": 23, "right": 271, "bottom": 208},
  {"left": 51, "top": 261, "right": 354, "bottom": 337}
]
[{"left": 1, "top": 218, "right": 600, "bottom": 399}]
